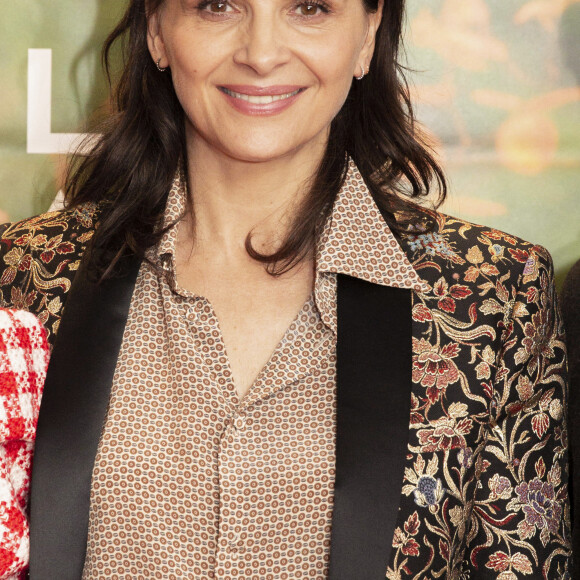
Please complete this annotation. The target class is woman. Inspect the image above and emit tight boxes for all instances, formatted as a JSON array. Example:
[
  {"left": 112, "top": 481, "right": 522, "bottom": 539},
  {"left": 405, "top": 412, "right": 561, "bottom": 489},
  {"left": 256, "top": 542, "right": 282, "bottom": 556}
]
[{"left": 0, "top": 0, "right": 572, "bottom": 577}]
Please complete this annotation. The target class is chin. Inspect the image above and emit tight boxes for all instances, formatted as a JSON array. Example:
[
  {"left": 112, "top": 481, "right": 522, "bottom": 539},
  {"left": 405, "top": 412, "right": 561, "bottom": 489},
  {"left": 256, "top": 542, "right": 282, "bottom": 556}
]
[{"left": 219, "top": 140, "right": 306, "bottom": 165}]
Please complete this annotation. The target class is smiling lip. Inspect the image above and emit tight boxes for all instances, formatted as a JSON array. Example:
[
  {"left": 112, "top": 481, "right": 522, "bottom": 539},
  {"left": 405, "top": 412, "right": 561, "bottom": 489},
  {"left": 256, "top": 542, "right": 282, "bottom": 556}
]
[{"left": 219, "top": 85, "right": 306, "bottom": 116}]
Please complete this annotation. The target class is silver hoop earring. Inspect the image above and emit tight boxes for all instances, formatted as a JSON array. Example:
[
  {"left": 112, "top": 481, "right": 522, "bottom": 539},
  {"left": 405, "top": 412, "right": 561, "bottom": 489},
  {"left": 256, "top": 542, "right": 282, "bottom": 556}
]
[
  {"left": 355, "top": 65, "right": 367, "bottom": 81},
  {"left": 156, "top": 58, "right": 167, "bottom": 72}
]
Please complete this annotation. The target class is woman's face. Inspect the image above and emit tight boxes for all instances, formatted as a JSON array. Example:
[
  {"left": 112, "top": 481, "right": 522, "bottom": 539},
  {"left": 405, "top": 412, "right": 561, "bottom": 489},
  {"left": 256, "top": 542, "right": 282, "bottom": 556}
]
[{"left": 148, "top": 0, "right": 382, "bottom": 164}]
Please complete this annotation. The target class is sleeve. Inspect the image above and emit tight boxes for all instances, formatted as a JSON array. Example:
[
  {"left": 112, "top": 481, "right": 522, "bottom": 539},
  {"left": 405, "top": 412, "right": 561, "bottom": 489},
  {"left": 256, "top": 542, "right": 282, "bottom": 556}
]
[
  {"left": 463, "top": 246, "right": 572, "bottom": 578},
  {"left": 0, "top": 310, "right": 49, "bottom": 579}
]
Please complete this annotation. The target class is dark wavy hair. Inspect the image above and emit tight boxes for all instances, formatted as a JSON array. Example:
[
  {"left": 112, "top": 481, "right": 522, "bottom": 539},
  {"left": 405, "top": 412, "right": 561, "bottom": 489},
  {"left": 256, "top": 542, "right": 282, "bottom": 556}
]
[{"left": 65, "top": 0, "right": 446, "bottom": 278}]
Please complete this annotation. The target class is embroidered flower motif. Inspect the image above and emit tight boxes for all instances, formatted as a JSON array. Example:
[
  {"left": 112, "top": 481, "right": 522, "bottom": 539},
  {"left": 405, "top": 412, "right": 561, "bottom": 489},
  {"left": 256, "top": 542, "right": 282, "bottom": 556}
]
[
  {"left": 387, "top": 511, "right": 423, "bottom": 579},
  {"left": 518, "top": 309, "right": 555, "bottom": 374},
  {"left": 432, "top": 277, "right": 473, "bottom": 314},
  {"left": 516, "top": 375, "right": 534, "bottom": 402},
  {"left": 417, "top": 417, "right": 473, "bottom": 452},
  {"left": 407, "top": 232, "right": 460, "bottom": 262},
  {"left": 71, "top": 202, "right": 98, "bottom": 229},
  {"left": 30, "top": 233, "right": 75, "bottom": 265},
  {"left": 412, "top": 339, "right": 460, "bottom": 403},
  {"left": 488, "top": 473, "right": 513, "bottom": 500},
  {"left": 413, "top": 475, "right": 445, "bottom": 508},
  {"left": 509, "top": 478, "right": 562, "bottom": 546},
  {"left": 3, "top": 248, "right": 31, "bottom": 271},
  {"left": 523, "top": 255, "right": 538, "bottom": 278},
  {"left": 509, "top": 248, "right": 530, "bottom": 263},
  {"left": 392, "top": 511, "right": 421, "bottom": 557},
  {"left": 403, "top": 454, "right": 445, "bottom": 510},
  {"left": 9, "top": 287, "right": 37, "bottom": 311},
  {"left": 489, "top": 244, "right": 505, "bottom": 262},
  {"left": 475, "top": 344, "right": 496, "bottom": 380},
  {"left": 409, "top": 392, "right": 425, "bottom": 425},
  {"left": 457, "top": 447, "right": 474, "bottom": 469},
  {"left": 464, "top": 261, "right": 500, "bottom": 283},
  {"left": 0, "top": 248, "right": 33, "bottom": 286},
  {"left": 478, "top": 234, "right": 510, "bottom": 263},
  {"left": 485, "top": 551, "right": 533, "bottom": 575},
  {"left": 481, "top": 230, "right": 519, "bottom": 246}
]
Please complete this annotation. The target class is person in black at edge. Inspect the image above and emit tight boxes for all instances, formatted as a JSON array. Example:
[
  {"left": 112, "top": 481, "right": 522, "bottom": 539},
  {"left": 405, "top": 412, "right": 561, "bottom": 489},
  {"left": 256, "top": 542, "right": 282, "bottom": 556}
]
[{"left": 562, "top": 258, "right": 580, "bottom": 568}]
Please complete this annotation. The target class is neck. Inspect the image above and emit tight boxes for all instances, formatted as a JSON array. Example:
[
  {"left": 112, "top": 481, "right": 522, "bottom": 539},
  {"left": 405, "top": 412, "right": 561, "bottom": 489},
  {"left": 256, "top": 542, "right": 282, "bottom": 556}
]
[{"left": 183, "top": 134, "right": 326, "bottom": 258}]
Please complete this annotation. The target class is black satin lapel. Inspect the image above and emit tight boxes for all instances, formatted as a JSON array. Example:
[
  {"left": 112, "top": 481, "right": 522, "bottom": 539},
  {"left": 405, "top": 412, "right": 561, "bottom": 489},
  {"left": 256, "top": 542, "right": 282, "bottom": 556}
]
[
  {"left": 329, "top": 274, "right": 412, "bottom": 580},
  {"left": 29, "top": 256, "right": 141, "bottom": 580}
]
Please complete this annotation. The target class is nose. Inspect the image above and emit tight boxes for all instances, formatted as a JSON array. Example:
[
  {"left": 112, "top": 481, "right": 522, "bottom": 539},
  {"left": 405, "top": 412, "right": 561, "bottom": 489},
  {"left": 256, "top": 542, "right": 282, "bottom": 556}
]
[{"left": 233, "top": 12, "right": 291, "bottom": 75}]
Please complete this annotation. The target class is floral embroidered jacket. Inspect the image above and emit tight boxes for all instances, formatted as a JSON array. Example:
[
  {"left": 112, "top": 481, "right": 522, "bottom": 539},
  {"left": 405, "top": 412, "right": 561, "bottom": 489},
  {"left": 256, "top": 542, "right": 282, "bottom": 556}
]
[{"left": 0, "top": 201, "right": 571, "bottom": 579}]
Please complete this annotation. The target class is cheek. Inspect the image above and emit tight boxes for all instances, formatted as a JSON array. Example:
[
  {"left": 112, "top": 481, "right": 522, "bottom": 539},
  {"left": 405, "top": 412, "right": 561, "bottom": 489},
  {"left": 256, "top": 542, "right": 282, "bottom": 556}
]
[
  {"left": 166, "top": 39, "right": 217, "bottom": 110},
  {"left": 307, "top": 26, "right": 362, "bottom": 79},
  {"left": 309, "top": 38, "right": 359, "bottom": 100},
  {"left": 167, "top": 33, "right": 204, "bottom": 80}
]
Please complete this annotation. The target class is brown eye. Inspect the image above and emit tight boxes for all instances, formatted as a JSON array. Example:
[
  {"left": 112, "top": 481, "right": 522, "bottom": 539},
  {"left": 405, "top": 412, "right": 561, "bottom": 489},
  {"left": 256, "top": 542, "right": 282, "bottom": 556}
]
[
  {"left": 208, "top": 1, "right": 228, "bottom": 12},
  {"left": 297, "top": 3, "right": 321, "bottom": 16}
]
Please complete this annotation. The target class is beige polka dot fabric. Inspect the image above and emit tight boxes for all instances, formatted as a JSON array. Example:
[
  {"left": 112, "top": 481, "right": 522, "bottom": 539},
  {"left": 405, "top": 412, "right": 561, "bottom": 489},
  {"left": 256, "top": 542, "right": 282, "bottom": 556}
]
[
  {"left": 82, "top": 160, "right": 426, "bottom": 578},
  {"left": 317, "top": 159, "right": 429, "bottom": 298}
]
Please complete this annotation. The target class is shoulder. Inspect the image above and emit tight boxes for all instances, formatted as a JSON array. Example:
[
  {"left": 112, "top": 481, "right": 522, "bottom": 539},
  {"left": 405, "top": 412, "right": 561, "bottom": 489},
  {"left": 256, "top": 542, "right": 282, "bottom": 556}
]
[
  {"left": 402, "top": 211, "right": 553, "bottom": 293},
  {"left": 0, "top": 203, "right": 98, "bottom": 342},
  {"left": 0, "top": 308, "right": 49, "bottom": 409},
  {"left": 0, "top": 202, "right": 98, "bottom": 250},
  {"left": 0, "top": 308, "right": 46, "bottom": 335},
  {"left": 0, "top": 308, "right": 49, "bottom": 369}
]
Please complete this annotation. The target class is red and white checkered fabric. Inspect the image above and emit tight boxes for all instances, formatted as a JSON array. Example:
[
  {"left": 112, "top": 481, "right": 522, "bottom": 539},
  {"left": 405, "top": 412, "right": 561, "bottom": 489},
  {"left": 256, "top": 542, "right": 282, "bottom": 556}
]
[{"left": 0, "top": 310, "right": 48, "bottom": 579}]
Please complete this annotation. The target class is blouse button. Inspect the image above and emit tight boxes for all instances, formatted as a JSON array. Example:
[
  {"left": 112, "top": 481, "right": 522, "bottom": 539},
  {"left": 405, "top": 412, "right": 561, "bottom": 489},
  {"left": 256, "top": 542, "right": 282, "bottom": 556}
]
[
  {"left": 234, "top": 416, "right": 245, "bottom": 430},
  {"left": 227, "top": 530, "right": 243, "bottom": 549}
]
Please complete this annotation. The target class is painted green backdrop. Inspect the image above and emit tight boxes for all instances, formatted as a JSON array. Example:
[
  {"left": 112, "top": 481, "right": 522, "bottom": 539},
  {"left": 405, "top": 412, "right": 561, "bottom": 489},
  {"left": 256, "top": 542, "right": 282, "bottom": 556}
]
[{"left": 1, "top": 0, "right": 579, "bottom": 285}]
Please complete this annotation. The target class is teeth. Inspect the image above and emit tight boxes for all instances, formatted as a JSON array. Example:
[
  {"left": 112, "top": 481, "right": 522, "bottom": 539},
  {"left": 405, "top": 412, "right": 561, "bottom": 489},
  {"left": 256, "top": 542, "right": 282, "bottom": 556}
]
[{"left": 222, "top": 88, "right": 301, "bottom": 104}]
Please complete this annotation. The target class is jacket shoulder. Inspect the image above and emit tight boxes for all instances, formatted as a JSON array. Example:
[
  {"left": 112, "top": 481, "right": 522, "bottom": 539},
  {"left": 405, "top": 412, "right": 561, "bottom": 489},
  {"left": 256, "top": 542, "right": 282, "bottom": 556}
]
[
  {"left": 0, "top": 203, "right": 99, "bottom": 343},
  {"left": 403, "top": 212, "right": 552, "bottom": 291},
  {"left": 0, "top": 202, "right": 98, "bottom": 241}
]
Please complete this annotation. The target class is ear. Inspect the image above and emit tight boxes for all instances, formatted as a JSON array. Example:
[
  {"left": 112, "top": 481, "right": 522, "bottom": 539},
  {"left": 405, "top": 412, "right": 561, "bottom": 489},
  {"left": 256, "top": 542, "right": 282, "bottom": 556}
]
[
  {"left": 357, "top": 0, "right": 384, "bottom": 75},
  {"left": 146, "top": 5, "right": 168, "bottom": 69}
]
